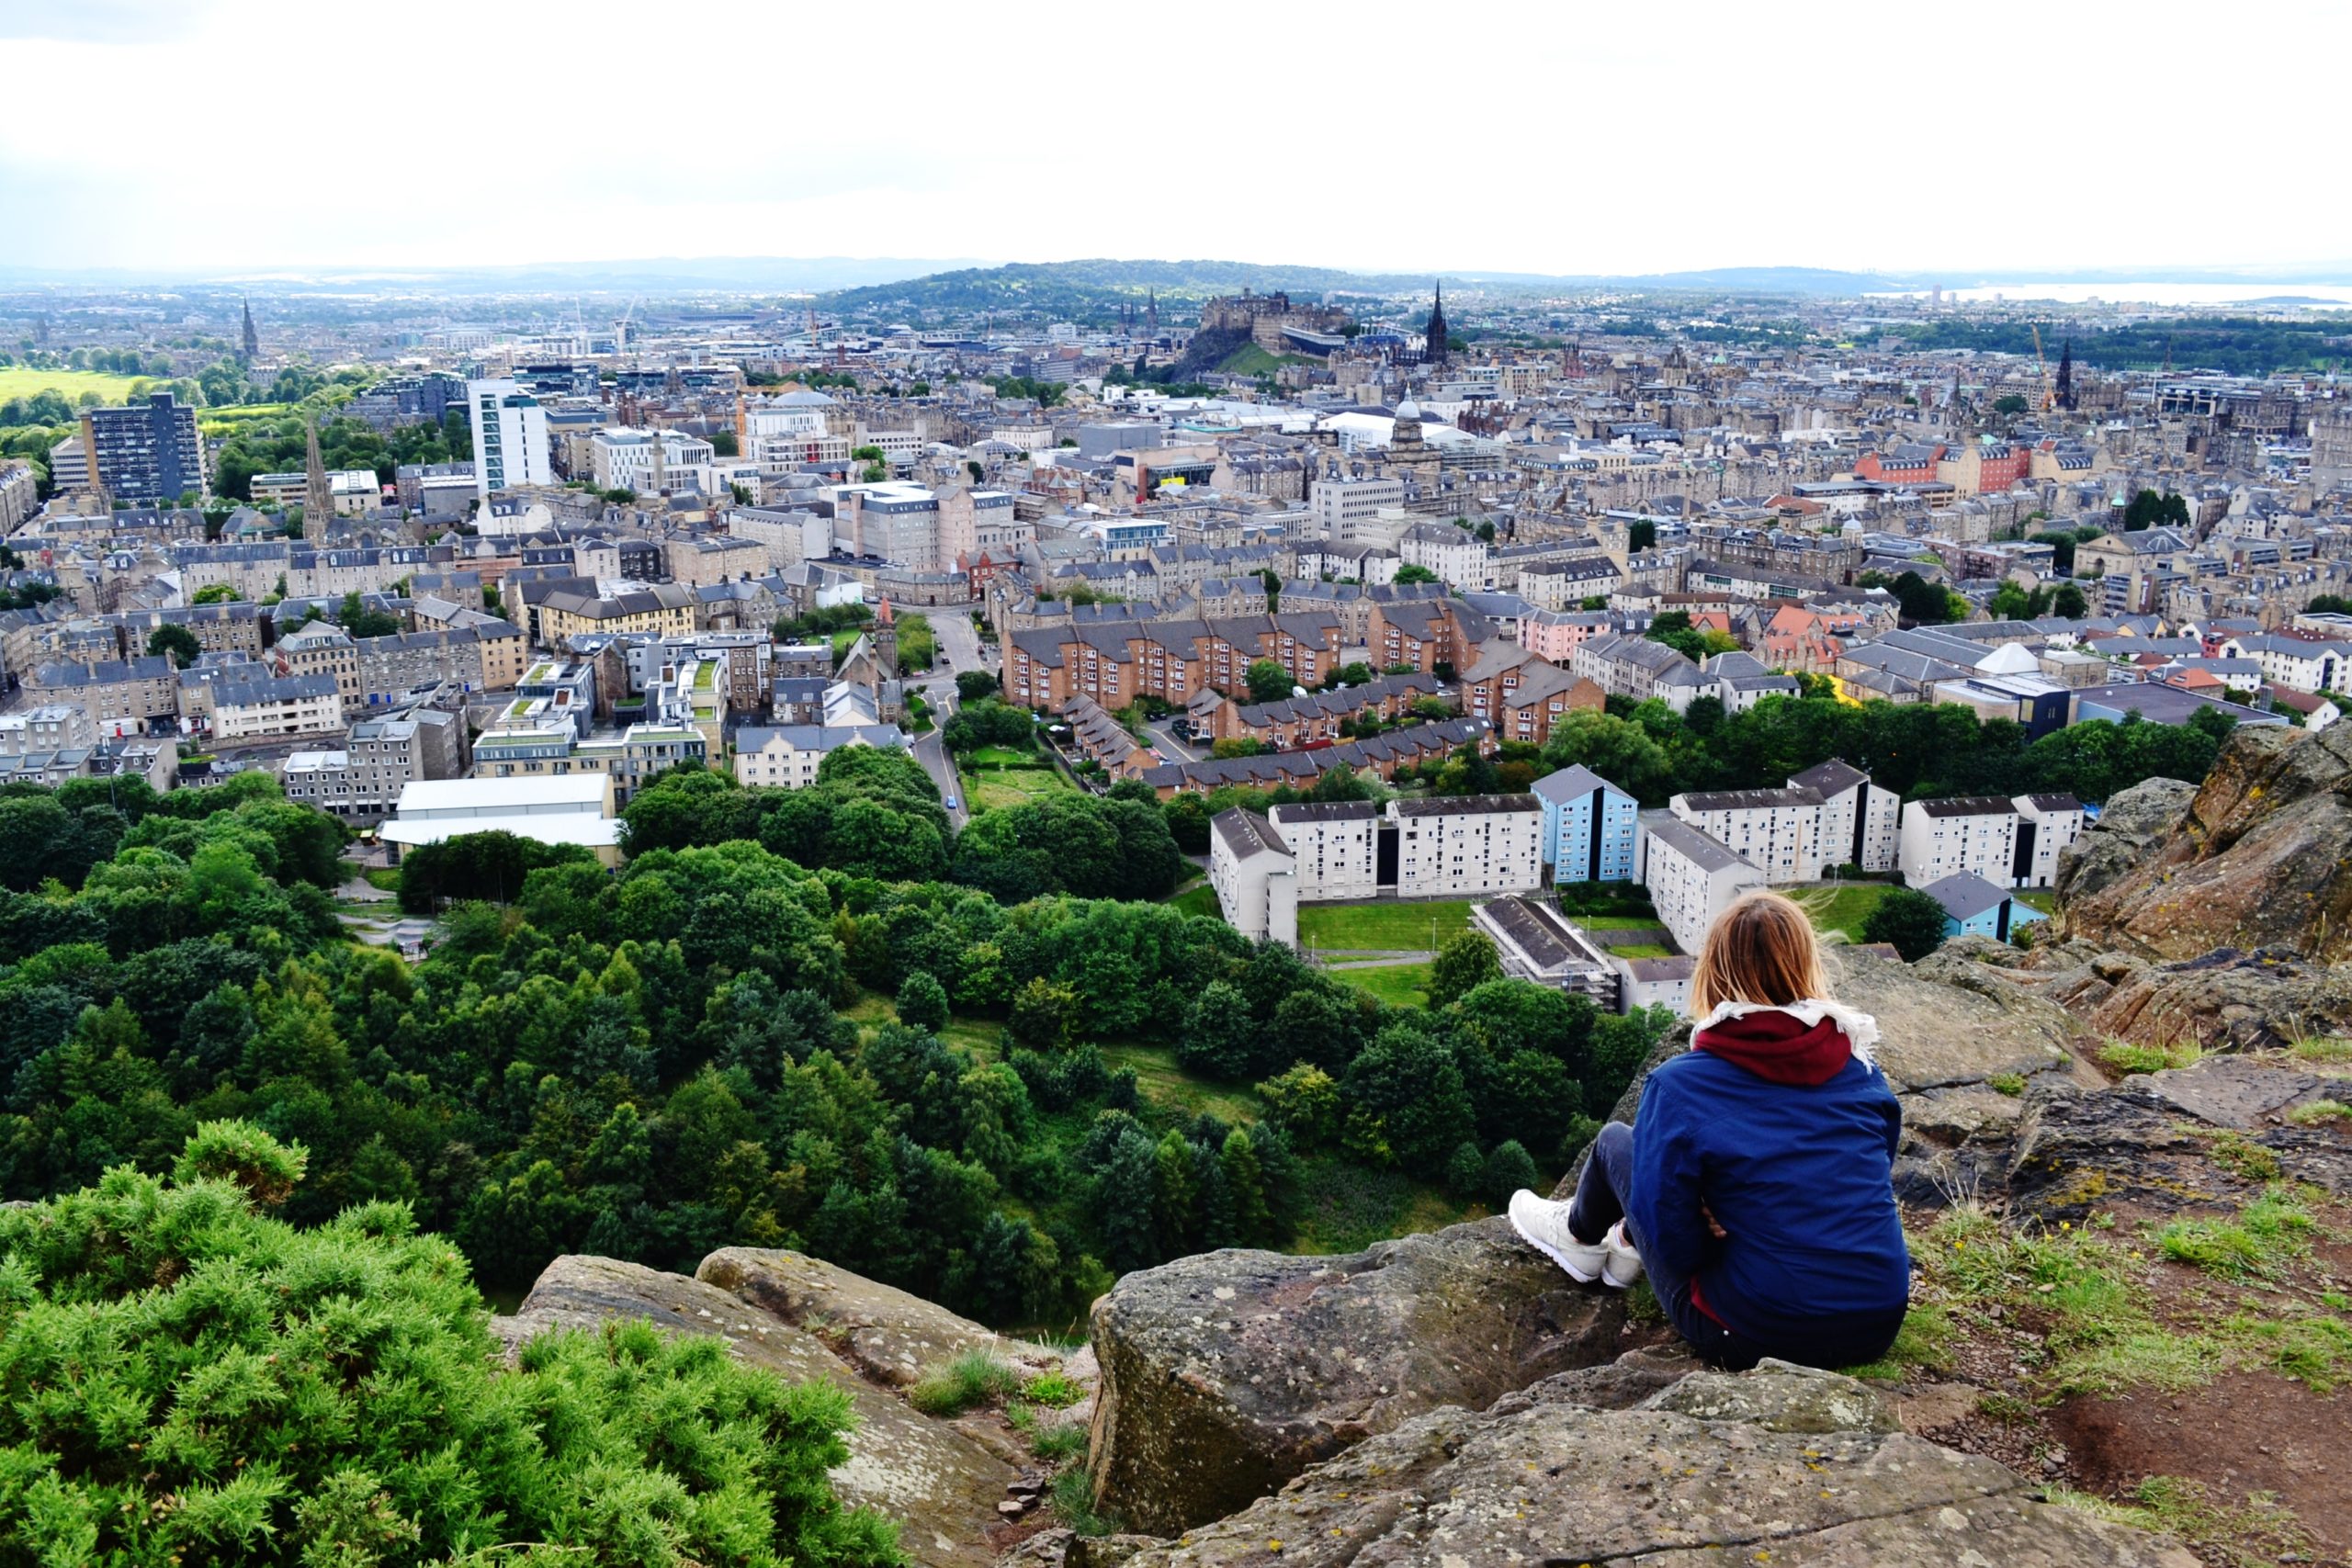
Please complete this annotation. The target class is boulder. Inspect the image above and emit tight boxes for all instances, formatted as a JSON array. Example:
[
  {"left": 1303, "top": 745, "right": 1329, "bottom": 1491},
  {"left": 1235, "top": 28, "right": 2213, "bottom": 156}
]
[
  {"left": 503, "top": 1256, "right": 1017, "bottom": 1568},
  {"left": 1086, "top": 1220, "right": 1624, "bottom": 1536},
  {"left": 2138, "top": 1051, "right": 2334, "bottom": 1129},
  {"left": 2073, "top": 947, "right": 2352, "bottom": 1052},
  {"left": 1829, "top": 946, "right": 2084, "bottom": 1092},
  {"left": 698, "top": 1247, "right": 1061, "bottom": 1386},
  {"left": 2060, "top": 724, "right": 2352, "bottom": 964},
  {"left": 2055, "top": 775, "right": 2197, "bottom": 904},
  {"left": 1110, "top": 1361, "right": 2197, "bottom": 1568},
  {"left": 2004, "top": 1082, "right": 2256, "bottom": 1224}
]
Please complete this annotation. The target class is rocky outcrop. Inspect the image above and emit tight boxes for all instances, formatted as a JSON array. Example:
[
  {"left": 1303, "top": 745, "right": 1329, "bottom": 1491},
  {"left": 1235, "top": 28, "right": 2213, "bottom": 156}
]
[
  {"left": 698, "top": 1247, "right": 1061, "bottom": 1387},
  {"left": 1086, "top": 1221, "right": 1625, "bottom": 1536},
  {"left": 1106, "top": 1361, "right": 2198, "bottom": 1568},
  {"left": 500, "top": 1255, "right": 1023, "bottom": 1568},
  {"left": 2055, "top": 775, "right": 2197, "bottom": 903},
  {"left": 2059, "top": 723, "right": 2352, "bottom": 964},
  {"left": 1833, "top": 945, "right": 2085, "bottom": 1091},
  {"left": 1891, "top": 1048, "right": 2352, "bottom": 1220}
]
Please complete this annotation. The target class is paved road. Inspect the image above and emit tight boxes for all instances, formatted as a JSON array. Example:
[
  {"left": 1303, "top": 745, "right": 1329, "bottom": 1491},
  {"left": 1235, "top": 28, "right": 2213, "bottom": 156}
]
[
  {"left": 906, "top": 606, "right": 988, "bottom": 830},
  {"left": 1148, "top": 716, "right": 1204, "bottom": 763}
]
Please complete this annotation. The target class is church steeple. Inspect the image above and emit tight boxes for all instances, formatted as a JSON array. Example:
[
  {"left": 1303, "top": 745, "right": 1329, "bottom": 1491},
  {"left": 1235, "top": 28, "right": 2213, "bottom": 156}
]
[
  {"left": 2055, "top": 338, "right": 2075, "bottom": 412},
  {"left": 1147, "top": 288, "right": 1159, "bottom": 333},
  {"left": 240, "top": 299, "right": 258, "bottom": 364},
  {"left": 1424, "top": 281, "right": 1449, "bottom": 367},
  {"left": 301, "top": 414, "right": 331, "bottom": 543}
]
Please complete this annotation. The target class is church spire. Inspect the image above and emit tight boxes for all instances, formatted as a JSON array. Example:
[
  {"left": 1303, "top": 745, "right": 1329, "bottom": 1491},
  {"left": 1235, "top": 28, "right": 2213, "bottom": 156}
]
[
  {"left": 2055, "top": 338, "right": 2075, "bottom": 411},
  {"left": 240, "top": 299, "right": 259, "bottom": 364},
  {"left": 1425, "top": 281, "right": 1449, "bottom": 367},
  {"left": 301, "top": 414, "right": 331, "bottom": 544}
]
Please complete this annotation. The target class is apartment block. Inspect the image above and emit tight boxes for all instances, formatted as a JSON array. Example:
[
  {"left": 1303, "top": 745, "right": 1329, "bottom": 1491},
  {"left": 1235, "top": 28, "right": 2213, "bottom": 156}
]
[
  {"left": 1210, "top": 795, "right": 1544, "bottom": 946},
  {"left": 731, "top": 724, "right": 907, "bottom": 788},
  {"left": 2010, "top": 793, "right": 2086, "bottom": 889},
  {"left": 1898, "top": 796, "right": 2021, "bottom": 887},
  {"left": 1638, "top": 812, "right": 1766, "bottom": 956},
  {"left": 1790, "top": 759, "right": 1901, "bottom": 874},
  {"left": 281, "top": 708, "right": 467, "bottom": 822},
  {"left": 1670, "top": 786, "right": 1825, "bottom": 885},
  {"left": 1532, "top": 763, "right": 1640, "bottom": 885}
]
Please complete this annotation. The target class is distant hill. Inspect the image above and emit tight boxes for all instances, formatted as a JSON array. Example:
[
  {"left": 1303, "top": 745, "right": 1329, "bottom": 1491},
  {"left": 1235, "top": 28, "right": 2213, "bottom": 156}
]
[{"left": 815, "top": 258, "right": 1935, "bottom": 321}]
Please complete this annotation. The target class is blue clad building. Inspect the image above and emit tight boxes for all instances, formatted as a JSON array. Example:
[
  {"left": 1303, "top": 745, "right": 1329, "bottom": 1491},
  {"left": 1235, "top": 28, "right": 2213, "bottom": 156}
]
[{"left": 1532, "top": 763, "right": 1639, "bottom": 885}]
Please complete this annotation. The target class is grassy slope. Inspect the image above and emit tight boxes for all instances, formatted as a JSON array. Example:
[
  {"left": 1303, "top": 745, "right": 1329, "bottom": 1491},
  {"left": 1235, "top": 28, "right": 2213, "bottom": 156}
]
[
  {"left": 1795, "top": 882, "right": 1897, "bottom": 943},
  {"left": 0, "top": 367, "right": 143, "bottom": 402},
  {"left": 1333, "top": 962, "right": 1433, "bottom": 1009}
]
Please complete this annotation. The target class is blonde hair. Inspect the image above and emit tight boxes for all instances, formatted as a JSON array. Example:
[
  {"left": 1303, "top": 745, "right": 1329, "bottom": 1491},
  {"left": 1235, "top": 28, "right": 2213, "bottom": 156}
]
[{"left": 1691, "top": 890, "right": 1830, "bottom": 1014}]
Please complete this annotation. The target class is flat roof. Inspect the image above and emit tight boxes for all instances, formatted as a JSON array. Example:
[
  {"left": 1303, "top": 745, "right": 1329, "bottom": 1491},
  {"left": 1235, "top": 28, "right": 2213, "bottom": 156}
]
[{"left": 393, "top": 775, "right": 610, "bottom": 814}]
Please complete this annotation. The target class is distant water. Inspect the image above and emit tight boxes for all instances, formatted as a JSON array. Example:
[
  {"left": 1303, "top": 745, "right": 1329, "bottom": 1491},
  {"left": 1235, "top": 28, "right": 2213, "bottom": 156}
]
[{"left": 1870, "top": 282, "right": 2352, "bottom": 308}]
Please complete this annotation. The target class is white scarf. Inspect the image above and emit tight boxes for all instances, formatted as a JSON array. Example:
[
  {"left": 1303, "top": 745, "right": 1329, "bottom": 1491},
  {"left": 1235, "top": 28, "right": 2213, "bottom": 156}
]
[{"left": 1689, "top": 997, "right": 1883, "bottom": 1072}]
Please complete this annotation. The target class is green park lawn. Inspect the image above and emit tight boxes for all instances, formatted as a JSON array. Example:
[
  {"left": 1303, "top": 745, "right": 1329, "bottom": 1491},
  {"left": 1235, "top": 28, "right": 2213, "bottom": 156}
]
[
  {"left": 1169, "top": 881, "right": 1221, "bottom": 919},
  {"left": 2015, "top": 888, "right": 2057, "bottom": 914},
  {"left": 1332, "top": 961, "right": 1433, "bottom": 1009},
  {"left": 1296, "top": 900, "right": 1472, "bottom": 953},
  {"left": 1573, "top": 913, "right": 1664, "bottom": 930},
  {"left": 0, "top": 367, "right": 142, "bottom": 403},
  {"left": 1611, "top": 942, "right": 1674, "bottom": 960},
  {"left": 1796, "top": 882, "right": 1898, "bottom": 944},
  {"left": 967, "top": 745, "right": 1036, "bottom": 766},
  {"left": 970, "top": 764, "right": 1072, "bottom": 811}
]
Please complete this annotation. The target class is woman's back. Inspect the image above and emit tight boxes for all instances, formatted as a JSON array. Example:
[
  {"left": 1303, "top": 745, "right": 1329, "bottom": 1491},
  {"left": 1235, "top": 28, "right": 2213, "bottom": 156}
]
[{"left": 1630, "top": 1048, "right": 1909, "bottom": 1346}]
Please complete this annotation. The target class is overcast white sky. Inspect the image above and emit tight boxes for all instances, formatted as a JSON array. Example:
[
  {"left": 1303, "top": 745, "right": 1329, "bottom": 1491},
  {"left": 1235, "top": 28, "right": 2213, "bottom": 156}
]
[{"left": 2, "top": 0, "right": 2346, "bottom": 280}]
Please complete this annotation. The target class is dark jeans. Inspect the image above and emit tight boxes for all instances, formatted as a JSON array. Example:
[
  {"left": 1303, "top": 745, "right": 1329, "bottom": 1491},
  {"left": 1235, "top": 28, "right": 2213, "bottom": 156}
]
[{"left": 1567, "top": 1121, "right": 1901, "bottom": 1374}]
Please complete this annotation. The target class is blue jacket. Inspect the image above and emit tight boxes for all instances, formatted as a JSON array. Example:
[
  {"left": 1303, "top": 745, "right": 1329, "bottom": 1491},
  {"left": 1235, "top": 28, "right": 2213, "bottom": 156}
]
[{"left": 1624, "top": 1048, "right": 1910, "bottom": 1343}]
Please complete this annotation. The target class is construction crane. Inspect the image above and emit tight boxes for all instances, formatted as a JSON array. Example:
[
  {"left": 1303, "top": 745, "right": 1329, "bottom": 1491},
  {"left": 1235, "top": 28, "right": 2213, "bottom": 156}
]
[
  {"left": 2031, "top": 324, "right": 2055, "bottom": 413},
  {"left": 615, "top": 296, "right": 641, "bottom": 360}
]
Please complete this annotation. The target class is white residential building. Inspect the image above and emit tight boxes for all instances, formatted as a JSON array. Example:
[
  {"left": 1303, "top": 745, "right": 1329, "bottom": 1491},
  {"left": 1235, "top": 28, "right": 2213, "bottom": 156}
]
[
  {"left": 2215, "top": 634, "right": 2350, "bottom": 694},
  {"left": 730, "top": 724, "right": 907, "bottom": 788},
  {"left": 1391, "top": 795, "right": 1544, "bottom": 898},
  {"left": 1669, "top": 786, "right": 1825, "bottom": 886},
  {"left": 1209, "top": 808, "right": 1299, "bottom": 943},
  {"left": 1263, "top": 801, "right": 1379, "bottom": 901},
  {"left": 2010, "top": 792, "right": 2086, "bottom": 889},
  {"left": 208, "top": 673, "right": 345, "bottom": 742},
  {"left": 0, "top": 703, "right": 95, "bottom": 755},
  {"left": 1397, "top": 523, "right": 1493, "bottom": 592},
  {"left": 1898, "top": 796, "right": 2021, "bottom": 887},
  {"left": 1638, "top": 813, "right": 1766, "bottom": 956},
  {"left": 466, "top": 379, "right": 551, "bottom": 502},
  {"left": 1211, "top": 795, "right": 1544, "bottom": 946},
  {"left": 1791, "top": 759, "right": 1902, "bottom": 874}
]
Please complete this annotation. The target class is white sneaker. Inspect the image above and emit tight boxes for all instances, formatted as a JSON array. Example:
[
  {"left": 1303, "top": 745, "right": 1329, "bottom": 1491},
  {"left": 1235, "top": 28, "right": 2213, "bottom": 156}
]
[
  {"left": 1600, "top": 1220, "right": 1645, "bottom": 1290},
  {"left": 1508, "top": 1189, "right": 1611, "bottom": 1283}
]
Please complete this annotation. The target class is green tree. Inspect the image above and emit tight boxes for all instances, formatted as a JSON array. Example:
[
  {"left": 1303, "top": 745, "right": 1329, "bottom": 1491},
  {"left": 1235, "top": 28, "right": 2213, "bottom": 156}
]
[
  {"left": 1862, "top": 886, "right": 1952, "bottom": 961},
  {"left": 1244, "top": 658, "right": 1293, "bottom": 704},
  {"left": 896, "top": 968, "right": 951, "bottom": 1032},
  {"left": 144, "top": 622, "right": 201, "bottom": 668},
  {"left": 1340, "top": 1021, "right": 1476, "bottom": 1178},
  {"left": 1177, "top": 980, "right": 1260, "bottom": 1079},
  {"left": 1428, "top": 931, "right": 1503, "bottom": 1006},
  {"left": 2052, "top": 581, "right": 2089, "bottom": 618},
  {"left": 1393, "top": 563, "right": 1441, "bottom": 585},
  {"left": 191, "top": 581, "right": 241, "bottom": 604},
  {"left": 955, "top": 669, "right": 1001, "bottom": 703}
]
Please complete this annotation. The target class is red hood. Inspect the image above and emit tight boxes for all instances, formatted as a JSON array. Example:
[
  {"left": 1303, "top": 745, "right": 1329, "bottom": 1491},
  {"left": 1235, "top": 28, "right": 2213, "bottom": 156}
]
[{"left": 1691, "top": 1008, "right": 1853, "bottom": 1087}]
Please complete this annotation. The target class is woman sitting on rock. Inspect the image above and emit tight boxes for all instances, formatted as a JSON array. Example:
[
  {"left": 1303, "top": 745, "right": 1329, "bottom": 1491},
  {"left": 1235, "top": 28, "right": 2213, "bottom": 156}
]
[{"left": 1508, "top": 889, "right": 1911, "bottom": 1371}]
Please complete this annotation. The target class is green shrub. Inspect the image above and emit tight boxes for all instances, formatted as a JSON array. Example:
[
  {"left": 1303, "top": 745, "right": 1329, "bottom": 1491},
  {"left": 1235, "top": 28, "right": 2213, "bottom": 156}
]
[
  {"left": 907, "top": 1349, "right": 1024, "bottom": 1416},
  {"left": 1021, "top": 1368, "right": 1086, "bottom": 1408},
  {"left": 0, "top": 1122, "right": 900, "bottom": 1568},
  {"left": 2098, "top": 1039, "right": 2201, "bottom": 1076}
]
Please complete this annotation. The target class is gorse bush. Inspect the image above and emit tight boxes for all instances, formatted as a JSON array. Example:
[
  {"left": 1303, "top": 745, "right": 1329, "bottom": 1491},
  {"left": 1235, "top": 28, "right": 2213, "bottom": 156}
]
[{"left": 0, "top": 1122, "right": 899, "bottom": 1568}]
